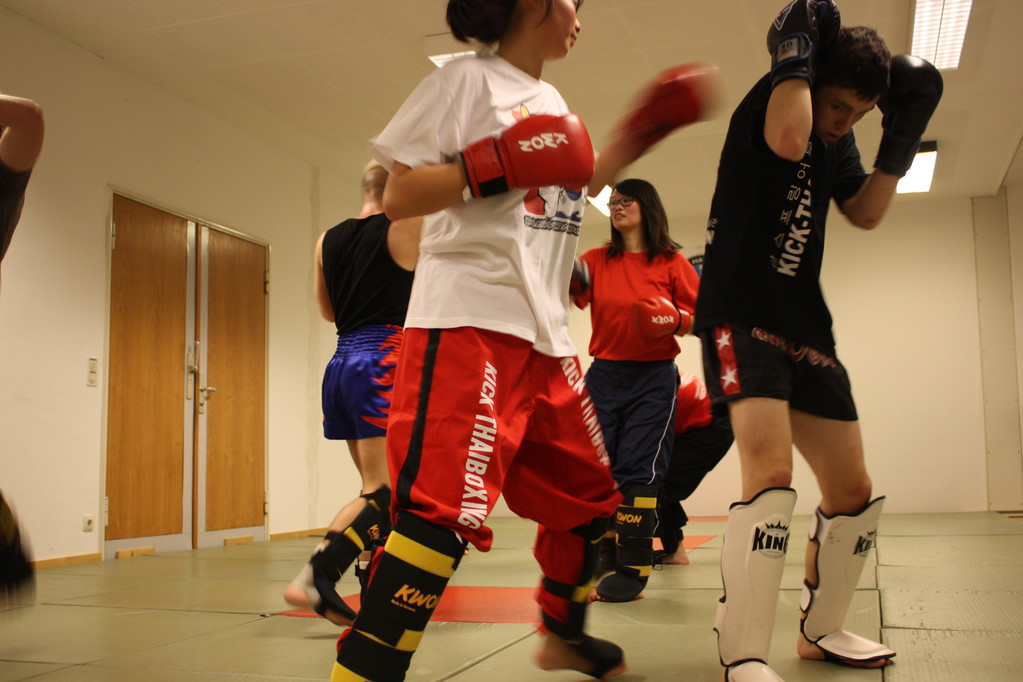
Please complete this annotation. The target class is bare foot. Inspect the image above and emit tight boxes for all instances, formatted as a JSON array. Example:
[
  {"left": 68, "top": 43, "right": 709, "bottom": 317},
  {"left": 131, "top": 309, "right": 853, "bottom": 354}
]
[
  {"left": 283, "top": 580, "right": 312, "bottom": 609},
  {"left": 283, "top": 566, "right": 354, "bottom": 627},
  {"left": 796, "top": 633, "right": 893, "bottom": 668},
  {"left": 535, "top": 631, "right": 626, "bottom": 680},
  {"left": 660, "top": 546, "right": 689, "bottom": 565}
]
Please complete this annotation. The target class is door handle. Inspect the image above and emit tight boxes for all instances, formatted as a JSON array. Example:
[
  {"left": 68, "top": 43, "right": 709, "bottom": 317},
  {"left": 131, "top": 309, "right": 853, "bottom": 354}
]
[{"left": 198, "top": 385, "right": 217, "bottom": 414}]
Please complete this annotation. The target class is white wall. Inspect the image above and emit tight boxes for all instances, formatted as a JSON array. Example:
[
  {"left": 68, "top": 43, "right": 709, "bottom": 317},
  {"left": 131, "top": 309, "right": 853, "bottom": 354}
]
[
  {"left": 570, "top": 194, "right": 995, "bottom": 516},
  {"left": 827, "top": 197, "right": 988, "bottom": 512},
  {"left": 0, "top": 11, "right": 364, "bottom": 561},
  {"left": 1004, "top": 183, "right": 1023, "bottom": 507},
  {"left": 1010, "top": 184, "right": 1023, "bottom": 448}
]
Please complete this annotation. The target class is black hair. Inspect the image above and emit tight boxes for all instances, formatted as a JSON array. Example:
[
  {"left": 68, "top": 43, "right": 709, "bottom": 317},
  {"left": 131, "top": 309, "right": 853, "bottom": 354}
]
[
  {"left": 815, "top": 26, "right": 891, "bottom": 101},
  {"left": 447, "top": 0, "right": 554, "bottom": 45},
  {"left": 606, "top": 178, "right": 681, "bottom": 262}
]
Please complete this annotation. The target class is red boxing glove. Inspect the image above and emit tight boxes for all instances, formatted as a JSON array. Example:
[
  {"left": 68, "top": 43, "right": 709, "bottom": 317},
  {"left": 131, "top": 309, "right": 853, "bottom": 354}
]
[
  {"left": 461, "top": 114, "right": 594, "bottom": 199},
  {"left": 617, "top": 62, "right": 721, "bottom": 152},
  {"left": 631, "top": 296, "right": 693, "bottom": 338}
]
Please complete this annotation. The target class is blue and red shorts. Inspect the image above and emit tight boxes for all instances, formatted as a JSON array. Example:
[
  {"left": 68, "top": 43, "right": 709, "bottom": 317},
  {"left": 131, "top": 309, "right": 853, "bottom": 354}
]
[{"left": 321, "top": 324, "right": 403, "bottom": 440}]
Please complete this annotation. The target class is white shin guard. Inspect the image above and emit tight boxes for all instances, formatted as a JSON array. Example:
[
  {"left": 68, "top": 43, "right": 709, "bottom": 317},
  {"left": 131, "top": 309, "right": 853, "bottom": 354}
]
[
  {"left": 800, "top": 496, "right": 895, "bottom": 663},
  {"left": 716, "top": 487, "right": 797, "bottom": 669}
]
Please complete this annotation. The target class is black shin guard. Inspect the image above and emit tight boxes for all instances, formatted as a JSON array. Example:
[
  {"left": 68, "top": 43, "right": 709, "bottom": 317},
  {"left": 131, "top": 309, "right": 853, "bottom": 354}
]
[
  {"left": 596, "top": 485, "right": 658, "bottom": 602},
  {"left": 333, "top": 513, "right": 465, "bottom": 682},
  {"left": 540, "top": 516, "right": 624, "bottom": 680},
  {"left": 595, "top": 531, "right": 616, "bottom": 577},
  {"left": 311, "top": 486, "right": 392, "bottom": 620},
  {"left": 541, "top": 516, "right": 609, "bottom": 642}
]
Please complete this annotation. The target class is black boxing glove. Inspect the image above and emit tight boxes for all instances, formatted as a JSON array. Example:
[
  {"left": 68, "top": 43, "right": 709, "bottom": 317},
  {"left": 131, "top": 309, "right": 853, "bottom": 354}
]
[
  {"left": 569, "top": 257, "right": 590, "bottom": 308},
  {"left": 875, "top": 55, "right": 943, "bottom": 177},
  {"left": 766, "top": 0, "right": 841, "bottom": 88}
]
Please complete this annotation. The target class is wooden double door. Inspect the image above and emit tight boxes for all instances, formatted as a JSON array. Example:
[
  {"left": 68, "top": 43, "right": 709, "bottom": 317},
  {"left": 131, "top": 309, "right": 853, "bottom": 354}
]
[{"left": 105, "top": 195, "right": 267, "bottom": 554}]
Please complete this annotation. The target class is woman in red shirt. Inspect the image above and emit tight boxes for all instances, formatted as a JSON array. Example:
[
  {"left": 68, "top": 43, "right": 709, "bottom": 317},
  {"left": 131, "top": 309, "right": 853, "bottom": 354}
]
[{"left": 573, "top": 178, "right": 700, "bottom": 601}]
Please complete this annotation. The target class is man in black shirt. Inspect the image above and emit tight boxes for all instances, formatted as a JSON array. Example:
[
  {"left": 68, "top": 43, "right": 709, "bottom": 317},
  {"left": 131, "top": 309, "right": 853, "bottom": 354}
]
[
  {"left": 694, "top": 2, "right": 942, "bottom": 679},
  {"left": 1, "top": 90, "right": 44, "bottom": 607},
  {"left": 0, "top": 91, "right": 44, "bottom": 275}
]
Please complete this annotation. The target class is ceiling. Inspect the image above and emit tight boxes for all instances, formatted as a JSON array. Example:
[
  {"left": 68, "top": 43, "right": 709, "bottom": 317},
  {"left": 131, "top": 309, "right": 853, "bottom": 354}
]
[{"left": 2, "top": 0, "right": 1020, "bottom": 245}]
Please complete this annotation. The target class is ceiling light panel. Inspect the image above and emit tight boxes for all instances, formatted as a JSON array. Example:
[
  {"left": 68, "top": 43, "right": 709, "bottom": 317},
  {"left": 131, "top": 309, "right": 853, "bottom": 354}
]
[
  {"left": 911, "top": 0, "right": 972, "bottom": 70},
  {"left": 896, "top": 143, "right": 938, "bottom": 194}
]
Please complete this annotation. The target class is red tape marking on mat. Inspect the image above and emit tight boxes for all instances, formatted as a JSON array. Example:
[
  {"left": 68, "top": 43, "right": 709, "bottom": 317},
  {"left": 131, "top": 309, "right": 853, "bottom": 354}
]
[
  {"left": 277, "top": 536, "right": 718, "bottom": 623},
  {"left": 277, "top": 586, "right": 538, "bottom": 623},
  {"left": 683, "top": 534, "right": 715, "bottom": 549},
  {"left": 277, "top": 608, "right": 322, "bottom": 618},
  {"left": 653, "top": 535, "right": 716, "bottom": 551}
]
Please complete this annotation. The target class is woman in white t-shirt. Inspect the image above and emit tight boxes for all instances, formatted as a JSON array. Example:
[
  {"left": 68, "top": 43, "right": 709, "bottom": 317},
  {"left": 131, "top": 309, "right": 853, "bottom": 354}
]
[{"left": 332, "top": 2, "right": 717, "bottom": 680}]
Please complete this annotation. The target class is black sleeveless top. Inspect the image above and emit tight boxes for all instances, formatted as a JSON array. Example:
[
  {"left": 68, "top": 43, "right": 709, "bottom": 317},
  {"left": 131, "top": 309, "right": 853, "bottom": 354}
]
[
  {"left": 0, "top": 163, "right": 31, "bottom": 266},
  {"left": 321, "top": 213, "right": 414, "bottom": 334}
]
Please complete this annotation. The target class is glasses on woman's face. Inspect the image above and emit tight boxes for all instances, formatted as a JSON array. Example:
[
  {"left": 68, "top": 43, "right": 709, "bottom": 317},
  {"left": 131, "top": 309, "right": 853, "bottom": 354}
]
[{"left": 607, "top": 196, "right": 635, "bottom": 210}]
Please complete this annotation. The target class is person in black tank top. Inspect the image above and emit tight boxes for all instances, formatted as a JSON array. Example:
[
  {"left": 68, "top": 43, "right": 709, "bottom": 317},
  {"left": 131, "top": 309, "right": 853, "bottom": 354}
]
[
  {"left": 284, "top": 161, "right": 421, "bottom": 626},
  {"left": 0, "top": 91, "right": 45, "bottom": 608},
  {"left": 0, "top": 91, "right": 43, "bottom": 274}
]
